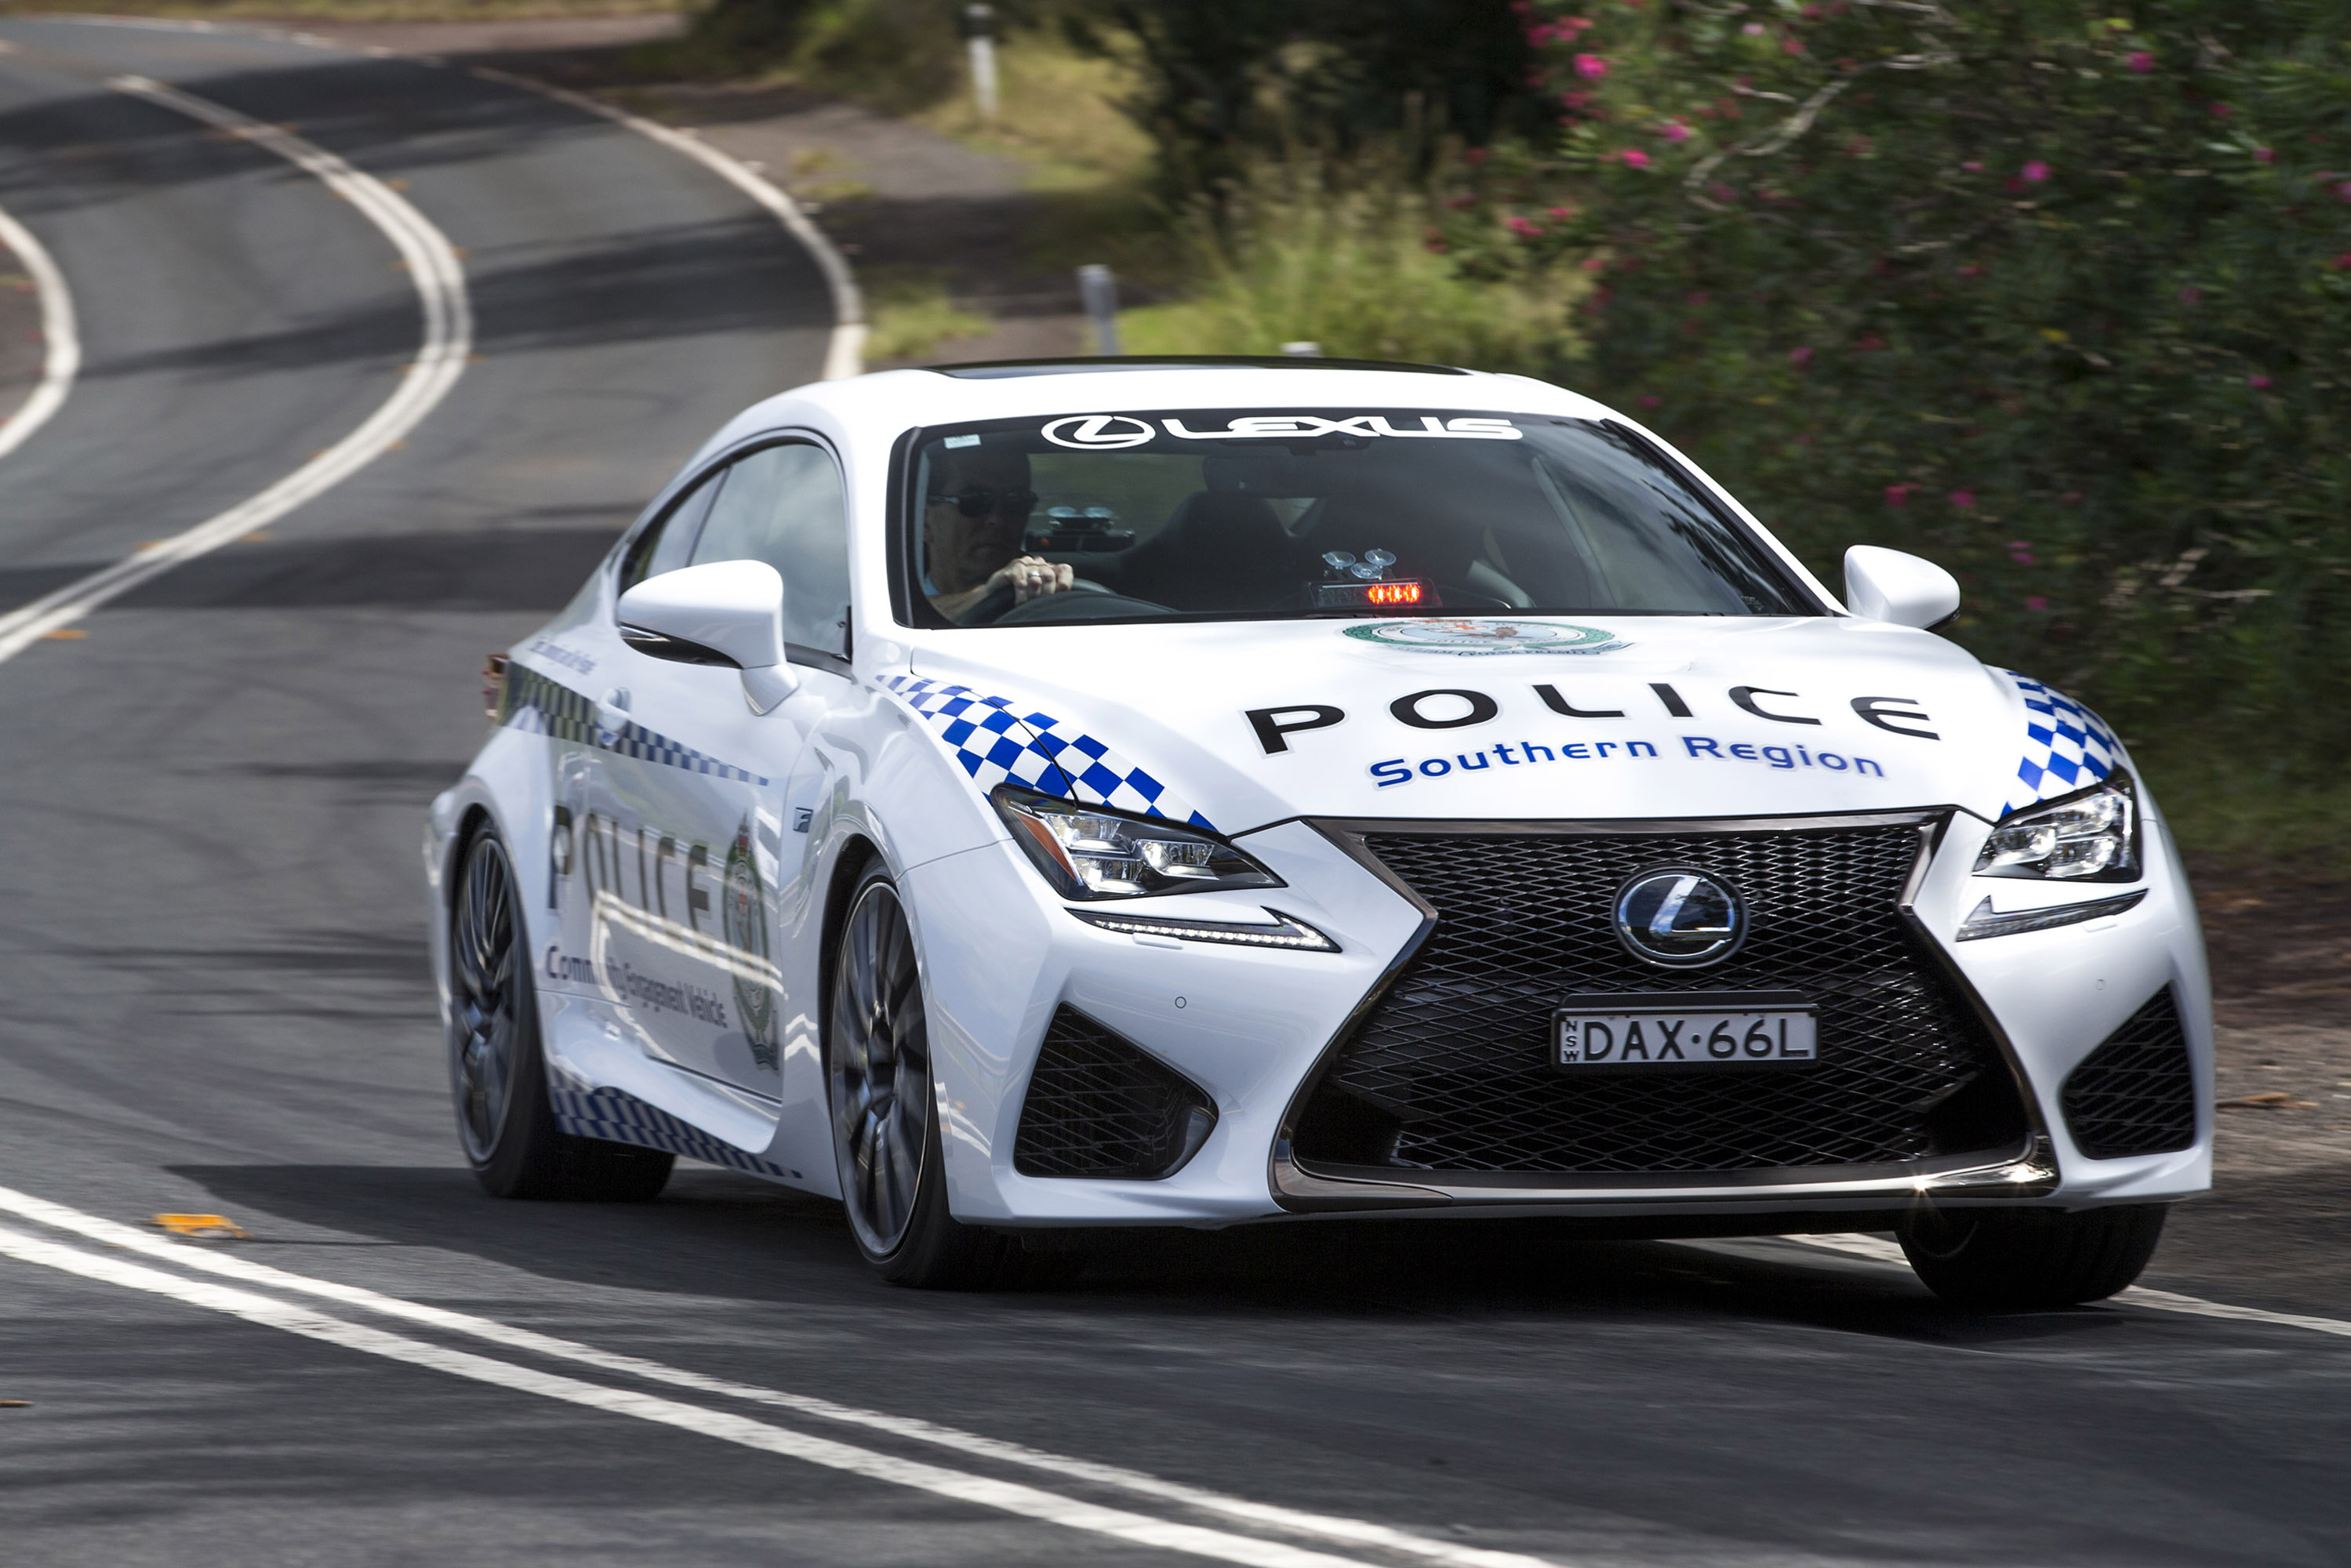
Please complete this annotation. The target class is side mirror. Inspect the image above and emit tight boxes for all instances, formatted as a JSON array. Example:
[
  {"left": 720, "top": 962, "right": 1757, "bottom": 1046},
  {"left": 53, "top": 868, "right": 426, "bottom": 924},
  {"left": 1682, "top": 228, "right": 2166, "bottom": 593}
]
[
  {"left": 616, "top": 561, "right": 799, "bottom": 713},
  {"left": 1843, "top": 545, "right": 1960, "bottom": 630}
]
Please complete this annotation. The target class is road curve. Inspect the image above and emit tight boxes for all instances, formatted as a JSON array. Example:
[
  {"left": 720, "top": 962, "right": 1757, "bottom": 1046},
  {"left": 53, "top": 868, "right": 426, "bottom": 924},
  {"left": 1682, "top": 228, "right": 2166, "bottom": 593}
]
[{"left": 0, "top": 18, "right": 2347, "bottom": 1568}]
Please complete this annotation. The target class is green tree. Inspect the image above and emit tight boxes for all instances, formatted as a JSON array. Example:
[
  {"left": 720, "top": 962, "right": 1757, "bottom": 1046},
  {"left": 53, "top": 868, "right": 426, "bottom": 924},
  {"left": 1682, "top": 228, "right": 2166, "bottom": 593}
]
[{"left": 1453, "top": 0, "right": 2351, "bottom": 777}]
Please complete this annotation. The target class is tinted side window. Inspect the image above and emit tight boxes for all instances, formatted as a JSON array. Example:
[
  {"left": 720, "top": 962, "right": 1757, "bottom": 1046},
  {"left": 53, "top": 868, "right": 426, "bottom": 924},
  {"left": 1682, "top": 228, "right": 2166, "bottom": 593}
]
[
  {"left": 618, "top": 466, "right": 725, "bottom": 593},
  {"left": 690, "top": 441, "right": 851, "bottom": 658}
]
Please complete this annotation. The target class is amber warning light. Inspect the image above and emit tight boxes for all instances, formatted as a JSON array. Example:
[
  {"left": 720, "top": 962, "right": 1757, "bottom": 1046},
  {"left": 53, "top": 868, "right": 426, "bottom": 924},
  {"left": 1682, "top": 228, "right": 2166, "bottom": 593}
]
[{"left": 1313, "top": 579, "right": 1430, "bottom": 609}]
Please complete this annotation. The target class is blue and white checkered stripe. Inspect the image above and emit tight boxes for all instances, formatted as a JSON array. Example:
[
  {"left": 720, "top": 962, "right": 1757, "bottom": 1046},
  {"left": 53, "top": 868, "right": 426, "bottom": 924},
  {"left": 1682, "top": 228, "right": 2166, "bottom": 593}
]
[
  {"left": 548, "top": 1084, "right": 798, "bottom": 1179},
  {"left": 883, "top": 675, "right": 1215, "bottom": 831},
  {"left": 2001, "top": 670, "right": 2120, "bottom": 815},
  {"left": 504, "top": 664, "right": 769, "bottom": 786}
]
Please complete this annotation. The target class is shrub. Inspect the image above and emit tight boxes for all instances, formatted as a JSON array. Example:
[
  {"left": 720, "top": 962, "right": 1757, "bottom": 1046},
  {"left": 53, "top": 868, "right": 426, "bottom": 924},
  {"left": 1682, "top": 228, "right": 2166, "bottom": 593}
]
[{"left": 1446, "top": 1, "right": 2351, "bottom": 781}]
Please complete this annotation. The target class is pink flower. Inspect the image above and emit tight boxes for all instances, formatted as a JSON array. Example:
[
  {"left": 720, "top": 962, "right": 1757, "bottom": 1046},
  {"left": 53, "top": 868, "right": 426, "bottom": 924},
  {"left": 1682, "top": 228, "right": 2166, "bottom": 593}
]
[
  {"left": 1742, "top": 21, "right": 1764, "bottom": 34},
  {"left": 1638, "top": 394, "right": 1662, "bottom": 408},
  {"left": 2180, "top": 285, "right": 2202, "bottom": 305},
  {"left": 1957, "top": 263, "right": 1984, "bottom": 279},
  {"left": 2025, "top": 597, "right": 2051, "bottom": 612},
  {"left": 2021, "top": 160, "right": 2051, "bottom": 183},
  {"left": 1466, "top": 147, "right": 1489, "bottom": 165},
  {"left": 2333, "top": 252, "right": 2351, "bottom": 270},
  {"left": 2128, "top": 51, "right": 2153, "bottom": 74},
  {"left": 1575, "top": 53, "right": 1608, "bottom": 80},
  {"left": 1685, "top": 291, "right": 1710, "bottom": 307},
  {"left": 1782, "top": 36, "right": 1805, "bottom": 55},
  {"left": 2011, "top": 550, "right": 2037, "bottom": 564},
  {"left": 2210, "top": 102, "right": 2233, "bottom": 118},
  {"left": 2336, "top": 180, "right": 2351, "bottom": 201},
  {"left": 1546, "top": 205, "right": 1576, "bottom": 220},
  {"left": 2255, "top": 147, "right": 2276, "bottom": 164},
  {"left": 1662, "top": 122, "right": 1691, "bottom": 143},
  {"left": 1949, "top": 488, "right": 1976, "bottom": 509},
  {"left": 1620, "top": 147, "right": 1652, "bottom": 169},
  {"left": 1560, "top": 91, "right": 1592, "bottom": 111},
  {"left": 1884, "top": 485, "right": 1910, "bottom": 508},
  {"left": 2062, "top": 491, "right": 2084, "bottom": 503},
  {"left": 1506, "top": 216, "right": 1543, "bottom": 238},
  {"left": 2248, "top": 373, "right": 2273, "bottom": 389},
  {"left": 2008, "top": 539, "right": 2031, "bottom": 550},
  {"left": 1789, "top": 346, "right": 1813, "bottom": 367},
  {"left": 1580, "top": 256, "right": 1608, "bottom": 273}
]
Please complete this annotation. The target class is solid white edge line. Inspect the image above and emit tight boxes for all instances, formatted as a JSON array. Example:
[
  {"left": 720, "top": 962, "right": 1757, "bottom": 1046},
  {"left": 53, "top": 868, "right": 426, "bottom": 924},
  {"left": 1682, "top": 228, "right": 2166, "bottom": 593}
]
[
  {"left": 0, "top": 75, "right": 471, "bottom": 665},
  {"left": 0, "top": 198, "right": 81, "bottom": 461},
  {"left": 463, "top": 64, "right": 865, "bottom": 380},
  {"left": 0, "top": 1221, "right": 1389, "bottom": 1568},
  {"left": 0, "top": 1185, "right": 1561, "bottom": 1568},
  {"left": 1779, "top": 1232, "right": 2351, "bottom": 1338}
]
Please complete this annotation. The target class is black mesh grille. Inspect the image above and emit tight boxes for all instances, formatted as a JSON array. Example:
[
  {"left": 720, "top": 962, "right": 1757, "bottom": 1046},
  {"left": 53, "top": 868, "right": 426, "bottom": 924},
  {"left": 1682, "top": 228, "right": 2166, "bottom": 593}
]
[
  {"left": 2061, "top": 988, "right": 2196, "bottom": 1158},
  {"left": 1014, "top": 1007, "right": 1216, "bottom": 1179},
  {"left": 1292, "top": 823, "right": 2028, "bottom": 1178}
]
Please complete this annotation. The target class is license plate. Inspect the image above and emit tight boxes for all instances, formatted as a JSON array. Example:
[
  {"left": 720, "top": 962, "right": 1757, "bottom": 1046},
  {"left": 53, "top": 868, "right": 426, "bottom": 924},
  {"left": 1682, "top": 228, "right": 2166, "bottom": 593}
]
[{"left": 1553, "top": 992, "right": 1817, "bottom": 1071}]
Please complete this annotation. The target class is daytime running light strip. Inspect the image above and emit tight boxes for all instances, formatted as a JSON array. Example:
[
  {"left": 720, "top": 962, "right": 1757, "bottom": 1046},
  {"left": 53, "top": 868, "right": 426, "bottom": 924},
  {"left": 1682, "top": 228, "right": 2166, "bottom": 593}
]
[
  {"left": 1069, "top": 909, "right": 1339, "bottom": 952},
  {"left": 1955, "top": 889, "right": 2147, "bottom": 942}
]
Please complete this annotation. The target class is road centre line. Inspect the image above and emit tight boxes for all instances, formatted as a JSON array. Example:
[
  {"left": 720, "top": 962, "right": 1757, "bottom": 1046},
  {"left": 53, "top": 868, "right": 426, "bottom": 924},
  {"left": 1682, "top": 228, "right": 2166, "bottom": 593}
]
[
  {"left": 0, "top": 1221, "right": 1394, "bottom": 1568},
  {"left": 1782, "top": 1232, "right": 2351, "bottom": 1338},
  {"left": 463, "top": 64, "right": 867, "bottom": 383},
  {"left": 0, "top": 198, "right": 81, "bottom": 463},
  {"left": 0, "top": 1186, "right": 1557, "bottom": 1568},
  {"left": 0, "top": 74, "right": 471, "bottom": 665}
]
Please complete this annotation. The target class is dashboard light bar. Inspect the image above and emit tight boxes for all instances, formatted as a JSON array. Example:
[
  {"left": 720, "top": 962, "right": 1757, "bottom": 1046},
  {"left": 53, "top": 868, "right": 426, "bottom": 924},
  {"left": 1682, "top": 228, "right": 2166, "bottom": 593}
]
[
  {"left": 1313, "top": 579, "right": 1427, "bottom": 609},
  {"left": 1068, "top": 908, "right": 1339, "bottom": 952}
]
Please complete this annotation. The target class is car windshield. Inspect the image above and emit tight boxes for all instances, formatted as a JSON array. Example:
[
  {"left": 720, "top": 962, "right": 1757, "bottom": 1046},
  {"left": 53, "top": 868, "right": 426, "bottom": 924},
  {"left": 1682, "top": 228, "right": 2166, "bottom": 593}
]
[{"left": 903, "top": 408, "right": 1816, "bottom": 627}]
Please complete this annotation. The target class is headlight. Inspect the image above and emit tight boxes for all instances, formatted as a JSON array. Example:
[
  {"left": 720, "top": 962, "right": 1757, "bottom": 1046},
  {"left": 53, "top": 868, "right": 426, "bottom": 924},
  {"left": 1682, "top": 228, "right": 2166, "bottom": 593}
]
[
  {"left": 992, "top": 786, "right": 1281, "bottom": 900},
  {"left": 1973, "top": 772, "right": 2139, "bottom": 882}
]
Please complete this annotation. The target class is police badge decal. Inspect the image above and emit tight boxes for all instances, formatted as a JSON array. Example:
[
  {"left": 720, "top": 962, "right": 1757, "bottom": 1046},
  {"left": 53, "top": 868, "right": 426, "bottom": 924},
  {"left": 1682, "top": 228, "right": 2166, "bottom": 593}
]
[{"left": 723, "top": 818, "right": 779, "bottom": 1072}]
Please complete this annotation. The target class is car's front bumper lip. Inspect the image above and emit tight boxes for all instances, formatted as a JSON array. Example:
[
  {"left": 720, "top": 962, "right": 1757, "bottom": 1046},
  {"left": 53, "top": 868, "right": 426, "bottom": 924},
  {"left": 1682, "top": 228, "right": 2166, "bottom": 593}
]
[{"left": 1268, "top": 1134, "right": 2061, "bottom": 1214}]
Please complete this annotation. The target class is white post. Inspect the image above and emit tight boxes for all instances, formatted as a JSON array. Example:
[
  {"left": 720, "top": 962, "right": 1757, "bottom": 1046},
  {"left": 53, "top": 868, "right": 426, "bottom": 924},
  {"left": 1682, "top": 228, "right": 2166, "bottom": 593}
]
[
  {"left": 1077, "top": 264, "right": 1121, "bottom": 356},
  {"left": 963, "top": 5, "right": 998, "bottom": 125}
]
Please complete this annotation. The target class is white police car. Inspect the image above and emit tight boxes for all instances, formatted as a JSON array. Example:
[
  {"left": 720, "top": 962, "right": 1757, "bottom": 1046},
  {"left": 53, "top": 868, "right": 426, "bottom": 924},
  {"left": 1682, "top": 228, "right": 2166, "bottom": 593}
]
[{"left": 427, "top": 358, "right": 2211, "bottom": 1306}]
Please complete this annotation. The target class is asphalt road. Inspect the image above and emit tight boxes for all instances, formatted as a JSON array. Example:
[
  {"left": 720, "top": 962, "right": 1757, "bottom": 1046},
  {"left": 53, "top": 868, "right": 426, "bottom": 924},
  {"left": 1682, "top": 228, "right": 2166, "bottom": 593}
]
[{"left": 0, "top": 19, "right": 2346, "bottom": 1567}]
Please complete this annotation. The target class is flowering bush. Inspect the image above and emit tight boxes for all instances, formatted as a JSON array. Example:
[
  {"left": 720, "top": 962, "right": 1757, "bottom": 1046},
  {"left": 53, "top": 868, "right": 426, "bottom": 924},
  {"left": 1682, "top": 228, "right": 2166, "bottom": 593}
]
[{"left": 1448, "top": 0, "right": 2351, "bottom": 777}]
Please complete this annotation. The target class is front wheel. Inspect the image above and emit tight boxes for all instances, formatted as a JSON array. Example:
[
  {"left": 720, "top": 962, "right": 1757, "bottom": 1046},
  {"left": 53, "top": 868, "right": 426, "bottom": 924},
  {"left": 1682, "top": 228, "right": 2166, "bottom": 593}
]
[
  {"left": 448, "top": 825, "right": 673, "bottom": 1202},
  {"left": 827, "top": 862, "right": 1011, "bottom": 1288},
  {"left": 1899, "top": 1204, "right": 2167, "bottom": 1310}
]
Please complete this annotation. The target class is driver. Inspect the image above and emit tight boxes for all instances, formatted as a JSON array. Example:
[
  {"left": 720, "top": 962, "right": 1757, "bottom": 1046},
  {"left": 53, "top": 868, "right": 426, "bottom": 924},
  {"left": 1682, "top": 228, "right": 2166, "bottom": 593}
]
[{"left": 923, "top": 445, "right": 1074, "bottom": 622}]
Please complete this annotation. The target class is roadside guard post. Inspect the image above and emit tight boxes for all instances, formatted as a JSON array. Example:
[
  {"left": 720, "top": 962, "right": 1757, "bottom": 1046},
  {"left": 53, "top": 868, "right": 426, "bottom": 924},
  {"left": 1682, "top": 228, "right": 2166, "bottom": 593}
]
[
  {"left": 1077, "top": 263, "right": 1121, "bottom": 355},
  {"left": 961, "top": 4, "right": 998, "bottom": 125}
]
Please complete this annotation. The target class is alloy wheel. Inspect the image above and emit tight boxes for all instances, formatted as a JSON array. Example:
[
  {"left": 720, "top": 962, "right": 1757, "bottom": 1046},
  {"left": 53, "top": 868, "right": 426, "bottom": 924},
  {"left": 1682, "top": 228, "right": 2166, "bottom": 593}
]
[
  {"left": 451, "top": 833, "right": 520, "bottom": 1163},
  {"left": 830, "top": 880, "right": 932, "bottom": 1257}
]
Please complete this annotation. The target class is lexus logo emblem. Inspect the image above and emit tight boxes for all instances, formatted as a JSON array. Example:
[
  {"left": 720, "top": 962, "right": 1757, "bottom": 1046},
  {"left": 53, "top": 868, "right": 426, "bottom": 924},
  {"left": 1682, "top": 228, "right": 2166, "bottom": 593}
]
[
  {"left": 1613, "top": 867, "right": 1745, "bottom": 967},
  {"left": 1041, "top": 414, "right": 1155, "bottom": 449}
]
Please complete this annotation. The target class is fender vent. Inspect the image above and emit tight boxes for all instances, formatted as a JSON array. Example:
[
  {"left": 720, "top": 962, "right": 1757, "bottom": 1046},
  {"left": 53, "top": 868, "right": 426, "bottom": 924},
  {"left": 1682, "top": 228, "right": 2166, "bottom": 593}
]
[
  {"left": 2061, "top": 987, "right": 2197, "bottom": 1159},
  {"left": 1013, "top": 1007, "right": 1215, "bottom": 1180}
]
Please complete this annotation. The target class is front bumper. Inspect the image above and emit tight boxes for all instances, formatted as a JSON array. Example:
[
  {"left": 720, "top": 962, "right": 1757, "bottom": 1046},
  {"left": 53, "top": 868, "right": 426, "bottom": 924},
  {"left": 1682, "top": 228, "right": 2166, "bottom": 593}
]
[{"left": 908, "top": 804, "right": 2211, "bottom": 1229}]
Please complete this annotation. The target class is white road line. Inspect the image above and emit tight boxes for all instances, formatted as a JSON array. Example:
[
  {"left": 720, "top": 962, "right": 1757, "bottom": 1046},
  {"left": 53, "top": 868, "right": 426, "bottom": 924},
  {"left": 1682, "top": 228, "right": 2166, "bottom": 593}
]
[
  {"left": 0, "top": 1221, "right": 1390, "bottom": 1568},
  {"left": 1781, "top": 1232, "right": 2351, "bottom": 1338},
  {"left": 0, "top": 1185, "right": 1557, "bottom": 1568},
  {"left": 0, "top": 198, "right": 81, "bottom": 462},
  {"left": 0, "top": 74, "right": 471, "bottom": 664},
  {"left": 465, "top": 64, "right": 865, "bottom": 381}
]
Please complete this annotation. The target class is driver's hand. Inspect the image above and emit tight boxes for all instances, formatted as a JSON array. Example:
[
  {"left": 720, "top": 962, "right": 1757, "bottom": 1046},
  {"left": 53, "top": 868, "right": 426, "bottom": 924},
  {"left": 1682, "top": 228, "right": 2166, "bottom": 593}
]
[{"left": 990, "top": 555, "right": 1074, "bottom": 604}]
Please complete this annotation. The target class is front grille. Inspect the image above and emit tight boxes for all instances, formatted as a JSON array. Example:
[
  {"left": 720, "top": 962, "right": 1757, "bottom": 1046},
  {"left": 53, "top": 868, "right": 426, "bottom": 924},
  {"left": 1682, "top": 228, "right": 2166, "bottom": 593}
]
[
  {"left": 1292, "top": 823, "right": 2028, "bottom": 1178},
  {"left": 1014, "top": 1007, "right": 1216, "bottom": 1179},
  {"left": 2062, "top": 988, "right": 2197, "bottom": 1158}
]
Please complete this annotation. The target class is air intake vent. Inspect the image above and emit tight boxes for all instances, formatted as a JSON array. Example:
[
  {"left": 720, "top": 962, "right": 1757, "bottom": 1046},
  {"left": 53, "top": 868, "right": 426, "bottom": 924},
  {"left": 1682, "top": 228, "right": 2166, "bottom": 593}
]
[
  {"left": 1013, "top": 1007, "right": 1215, "bottom": 1179},
  {"left": 2061, "top": 987, "right": 2197, "bottom": 1159}
]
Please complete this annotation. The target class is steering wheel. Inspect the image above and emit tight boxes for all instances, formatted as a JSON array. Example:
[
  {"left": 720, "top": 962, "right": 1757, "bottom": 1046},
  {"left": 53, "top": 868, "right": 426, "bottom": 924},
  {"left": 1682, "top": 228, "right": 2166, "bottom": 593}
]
[{"left": 958, "top": 576, "right": 1114, "bottom": 626}]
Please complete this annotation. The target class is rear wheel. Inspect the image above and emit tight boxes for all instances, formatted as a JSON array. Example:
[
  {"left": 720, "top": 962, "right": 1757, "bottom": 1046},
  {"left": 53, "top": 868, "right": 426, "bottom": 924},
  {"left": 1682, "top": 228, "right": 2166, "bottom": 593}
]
[
  {"left": 1899, "top": 1203, "right": 2167, "bottom": 1310},
  {"left": 827, "top": 862, "right": 1011, "bottom": 1288},
  {"left": 449, "top": 825, "right": 673, "bottom": 1202}
]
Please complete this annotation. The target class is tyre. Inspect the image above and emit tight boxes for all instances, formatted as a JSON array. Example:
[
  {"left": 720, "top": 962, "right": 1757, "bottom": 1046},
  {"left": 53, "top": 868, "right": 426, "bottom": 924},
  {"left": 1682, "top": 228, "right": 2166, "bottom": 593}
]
[
  {"left": 1899, "top": 1203, "right": 2167, "bottom": 1310},
  {"left": 827, "top": 861, "right": 1012, "bottom": 1288},
  {"left": 448, "top": 825, "right": 673, "bottom": 1202}
]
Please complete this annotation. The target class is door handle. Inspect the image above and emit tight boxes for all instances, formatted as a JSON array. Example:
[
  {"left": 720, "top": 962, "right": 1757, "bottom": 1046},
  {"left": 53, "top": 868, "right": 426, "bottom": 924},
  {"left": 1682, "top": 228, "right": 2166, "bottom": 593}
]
[{"left": 595, "top": 688, "right": 631, "bottom": 732}]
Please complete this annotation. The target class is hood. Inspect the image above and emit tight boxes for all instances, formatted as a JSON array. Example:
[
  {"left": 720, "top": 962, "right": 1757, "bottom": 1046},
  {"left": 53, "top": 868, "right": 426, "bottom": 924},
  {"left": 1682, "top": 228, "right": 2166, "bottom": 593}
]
[{"left": 892, "top": 615, "right": 2122, "bottom": 837}]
